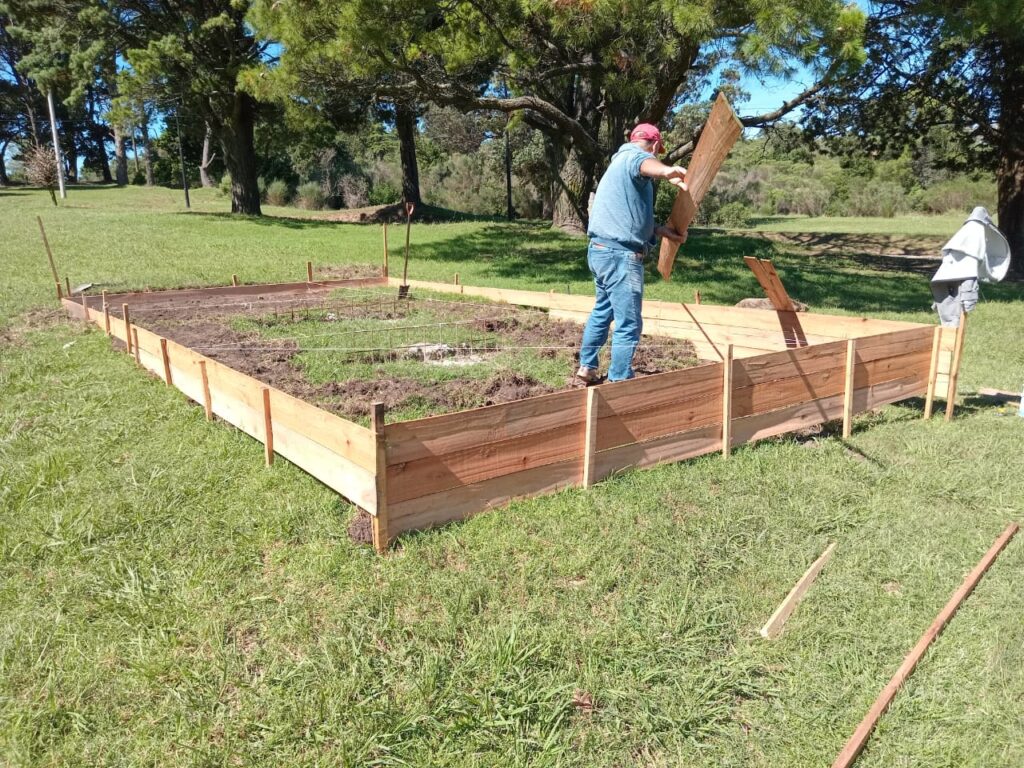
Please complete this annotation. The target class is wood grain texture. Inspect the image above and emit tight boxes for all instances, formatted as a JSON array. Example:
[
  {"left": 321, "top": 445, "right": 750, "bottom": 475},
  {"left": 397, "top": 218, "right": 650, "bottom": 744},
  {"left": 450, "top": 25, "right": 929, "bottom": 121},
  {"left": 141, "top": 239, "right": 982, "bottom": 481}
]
[
  {"left": 582, "top": 387, "right": 599, "bottom": 489},
  {"left": 722, "top": 344, "right": 734, "bottom": 457},
  {"left": 923, "top": 326, "right": 943, "bottom": 419},
  {"left": 372, "top": 402, "right": 390, "bottom": 553},
  {"left": 843, "top": 340, "right": 856, "bottom": 439},
  {"left": 945, "top": 311, "right": 968, "bottom": 421}
]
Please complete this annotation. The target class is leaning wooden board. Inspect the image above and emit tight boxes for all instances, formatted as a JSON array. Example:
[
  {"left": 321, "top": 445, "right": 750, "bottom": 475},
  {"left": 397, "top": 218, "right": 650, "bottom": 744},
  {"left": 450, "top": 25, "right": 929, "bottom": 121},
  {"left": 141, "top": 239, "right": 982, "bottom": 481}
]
[{"left": 658, "top": 93, "right": 743, "bottom": 280}]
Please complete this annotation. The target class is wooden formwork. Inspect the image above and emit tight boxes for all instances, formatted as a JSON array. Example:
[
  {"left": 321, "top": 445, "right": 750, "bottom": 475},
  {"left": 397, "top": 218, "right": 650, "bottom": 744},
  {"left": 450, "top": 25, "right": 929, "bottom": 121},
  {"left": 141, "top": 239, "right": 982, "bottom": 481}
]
[{"left": 63, "top": 275, "right": 964, "bottom": 553}]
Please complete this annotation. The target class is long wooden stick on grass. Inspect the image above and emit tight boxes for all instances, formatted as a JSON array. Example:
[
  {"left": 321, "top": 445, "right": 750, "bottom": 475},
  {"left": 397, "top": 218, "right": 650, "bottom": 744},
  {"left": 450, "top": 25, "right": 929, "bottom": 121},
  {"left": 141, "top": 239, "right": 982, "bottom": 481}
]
[
  {"left": 761, "top": 542, "right": 836, "bottom": 639},
  {"left": 831, "top": 522, "right": 1019, "bottom": 768}
]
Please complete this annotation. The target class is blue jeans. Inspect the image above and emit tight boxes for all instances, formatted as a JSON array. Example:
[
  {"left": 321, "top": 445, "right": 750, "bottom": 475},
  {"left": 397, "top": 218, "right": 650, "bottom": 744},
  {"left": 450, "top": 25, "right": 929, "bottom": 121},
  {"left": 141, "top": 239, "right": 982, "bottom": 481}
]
[{"left": 579, "top": 241, "right": 645, "bottom": 382}]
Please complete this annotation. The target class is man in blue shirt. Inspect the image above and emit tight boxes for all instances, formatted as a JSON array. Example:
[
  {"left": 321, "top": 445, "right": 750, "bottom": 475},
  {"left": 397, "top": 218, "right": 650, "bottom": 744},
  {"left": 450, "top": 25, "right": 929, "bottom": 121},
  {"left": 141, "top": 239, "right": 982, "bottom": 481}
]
[{"left": 576, "top": 124, "right": 688, "bottom": 384}]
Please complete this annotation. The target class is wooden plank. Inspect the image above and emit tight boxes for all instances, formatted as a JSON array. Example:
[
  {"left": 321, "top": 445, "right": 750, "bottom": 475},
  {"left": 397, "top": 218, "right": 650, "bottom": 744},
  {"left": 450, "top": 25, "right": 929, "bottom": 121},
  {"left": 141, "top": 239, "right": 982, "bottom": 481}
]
[
  {"left": 592, "top": 424, "right": 722, "bottom": 481},
  {"left": 760, "top": 542, "right": 837, "bottom": 640},
  {"left": 582, "top": 387, "right": 599, "bottom": 489},
  {"left": 658, "top": 93, "right": 743, "bottom": 280},
  {"left": 266, "top": 388, "right": 376, "bottom": 470},
  {"left": 261, "top": 387, "right": 274, "bottom": 466},
  {"left": 843, "top": 340, "right": 856, "bottom": 439},
  {"left": 132, "top": 328, "right": 141, "bottom": 365},
  {"left": 122, "top": 304, "right": 133, "bottom": 354},
  {"left": 99, "top": 275, "right": 388, "bottom": 308},
  {"left": 945, "top": 311, "right": 968, "bottom": 421},
  {"left": 37, "top": 215, "right": 63, "bottom": 300},
  {"left": 722, "top": 344, "right": 734, "bottom": 458},
  {"left": 372, "top": 402, "right": 390, "bottom": 553},
  {"left": 744, "top": 257, "right": 796, "bottom": 311},
  {"left": 198, "top": 360, "right": 212, "bottom": 420},
  {"left": 159, "top": 338, "right": 172, "bottom": 386},
  {"left": 923, "top": 327, "right": 942, "bottom": 419},
  {"left": 831, "top": 523, "right": 1019, "bottom": 768},
  {"left": 388, "top": 457, "right": 582, "bottom": 536}
]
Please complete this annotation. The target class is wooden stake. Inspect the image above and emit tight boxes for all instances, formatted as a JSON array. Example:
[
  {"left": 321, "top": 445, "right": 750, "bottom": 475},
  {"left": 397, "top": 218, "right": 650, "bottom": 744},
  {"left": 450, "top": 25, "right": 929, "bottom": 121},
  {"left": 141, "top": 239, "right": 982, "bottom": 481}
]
[
  {"left": 306, "top": 261, "right": 313, "bottom": 282},
  {"left": 159, "top": 338, "right": 172, "bottom": 386},
  {"left": 198, "top": 360, "right": 212, "bottom": 421},
  {"left": 79, "top": 291, "right": 89, "bottom": 321},
  {"left": 36, "top": 216, "right": 63, "bottom": 300},
  {"left": 582, "top": 387, "right": 599, "bottom": 489},
  {"left": 262, "top": 387, "right": 274, "bottom": 467},
  {"left": 103, "top": 303, "right": 111, "bottom": 336},
  {"left": 831, "top": 523, "right": 1019, "bottom": 768},
  {"left": 945, "top": 310, "right": 968, "bottom": 422},
  {"left": 760, "top": 542, "right": 837, "bottom": 640},
  {"left": 842, "top": 339, "right": 856, "bottom": 439},
  {"left": 382, "top": 222, "right": 389, "bottom": 278},
  {"left": 454, "top": 272, "right": 460, "bottom": 285},
  {"left": 695, "top": 290, "right": 701, "bottom": 305},
  {"left": 132, "top": 328, "right": 140, "bottom": 365},
  {"left": 722, "top": 344, "right": 734, "bottom": 457},
  {"left": 231, "top": 274, "right": 239, "bottom": 287},
  {"left": 65, "top": 276, "right": 71, "bottom": 298},
  {"left": 923, "top": 326, "right": 942, "bottom": 419},
  {"left": 122, "top": 304, "right": 133, "bottom": 354},
  {"left": 371, "top": 401, "right": 390, "bottom": 553}
]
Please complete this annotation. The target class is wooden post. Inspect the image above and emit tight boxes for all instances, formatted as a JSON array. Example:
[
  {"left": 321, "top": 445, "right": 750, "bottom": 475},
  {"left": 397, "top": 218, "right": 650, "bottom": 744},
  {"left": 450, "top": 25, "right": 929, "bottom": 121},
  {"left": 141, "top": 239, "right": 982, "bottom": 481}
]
[
  {"left": 831, "top": 523, "right": 1019, "bottom": 768},
  {"left": 262, "top": 387, "right": 274, "bottom": 467},
  {"left": 36, "top": 216, "right": 63, "bottom": 300},
  {"left": 65, "top": 276, "right": 71, "bottom": 298},
  {"left": 103, "top": 303, "right": 111, "bottom": 336},
  {"left": 198, "top": 360, "right": 212, "bottom": 421},
  {"left": 842, "top": 339, "right": 856, "bottom": 439},
  {"left": 371, "top": 401, "right": 390, "bottom": 553},
  {"left": 382, "top": 222, "right": 389, "bottom": 278},
  {"left": 695, "top": 290, "right": 701, "bottom": 304},
  {"left": 79, "top": 291, "right": 89, "bottom": 321},
  {"left": 231, "top": 274, "right": 239, "bottom": 287},
  {"left": 132, "top": 328, "right": 141, "bottom": 365},
  {"left": 582, "top": 387, "right": 599, "bottom": 489},
  {"left": 760, "top": 542, "right": 836, "bottom": 640},
  {"left": 923, "top": 326, "right": 942, "bottom": 419},
  {"left": 722, "top": 344, "right": 734, "bottom": 458},
  {"left": 454, "top": 272, "right": 460, "bottom": 285},
  {"left": 944, "top": 311, "right": 968, "bottom": 422},
  {"left": 159, "top": 338, "right": 172, "bottom": 386},
  {"left": 122, "top": 304, "right": 133, "bottom": 354},
  {"left": 306, "top": 261, "right": 314, "bottom": 283}
]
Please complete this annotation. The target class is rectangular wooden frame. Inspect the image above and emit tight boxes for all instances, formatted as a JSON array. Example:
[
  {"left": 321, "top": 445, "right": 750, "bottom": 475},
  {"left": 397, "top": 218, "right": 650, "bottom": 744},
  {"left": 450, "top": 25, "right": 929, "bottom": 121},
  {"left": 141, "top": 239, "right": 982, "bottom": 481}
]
[{"left": 63, "top": 274, "right": 964, "bottom": 553}]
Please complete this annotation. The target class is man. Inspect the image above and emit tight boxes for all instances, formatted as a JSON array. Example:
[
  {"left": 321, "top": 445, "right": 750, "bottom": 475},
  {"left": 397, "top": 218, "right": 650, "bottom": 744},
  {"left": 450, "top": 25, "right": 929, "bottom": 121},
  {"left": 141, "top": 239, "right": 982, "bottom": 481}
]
[{"left": 575, "top": 124, "right": 689, "bottom": 384}]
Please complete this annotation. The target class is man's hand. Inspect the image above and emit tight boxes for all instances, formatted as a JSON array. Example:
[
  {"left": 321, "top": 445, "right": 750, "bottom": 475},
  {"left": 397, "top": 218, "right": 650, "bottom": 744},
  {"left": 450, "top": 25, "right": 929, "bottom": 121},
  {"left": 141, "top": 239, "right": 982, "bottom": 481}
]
[
  {"left": 655, "top": 225, "right": 688, "bottom": 244},
  {"left": 661, "top": 165, "right": 687, "bottom": 191}
]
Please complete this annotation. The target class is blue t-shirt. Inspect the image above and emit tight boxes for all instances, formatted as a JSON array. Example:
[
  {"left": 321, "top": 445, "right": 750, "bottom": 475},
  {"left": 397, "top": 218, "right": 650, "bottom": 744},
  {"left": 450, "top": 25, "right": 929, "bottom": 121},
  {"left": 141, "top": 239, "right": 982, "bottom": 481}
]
[{"left": 587, "top": 143, "right": 655, "bottom": 252}]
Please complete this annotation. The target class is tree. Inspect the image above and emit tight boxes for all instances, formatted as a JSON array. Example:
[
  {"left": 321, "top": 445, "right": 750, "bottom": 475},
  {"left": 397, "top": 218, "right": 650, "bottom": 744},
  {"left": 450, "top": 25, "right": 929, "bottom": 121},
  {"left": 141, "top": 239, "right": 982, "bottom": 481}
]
[
  {"left": 258, "top": 0, "right": 865, "bottom": 231},
  {"left": 808, "top": 0, "right": 1024, "bottom": 276},
  {"left": 120, "top": 0, "right": 271, "bottom": 214}
]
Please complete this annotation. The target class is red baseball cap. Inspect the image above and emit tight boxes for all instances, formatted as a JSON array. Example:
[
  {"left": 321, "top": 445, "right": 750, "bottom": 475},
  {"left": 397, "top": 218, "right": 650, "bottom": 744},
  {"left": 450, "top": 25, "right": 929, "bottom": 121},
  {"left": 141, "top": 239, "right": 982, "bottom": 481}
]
[{"left": 629, "top": 123, "right": 662, "bottom": 144}]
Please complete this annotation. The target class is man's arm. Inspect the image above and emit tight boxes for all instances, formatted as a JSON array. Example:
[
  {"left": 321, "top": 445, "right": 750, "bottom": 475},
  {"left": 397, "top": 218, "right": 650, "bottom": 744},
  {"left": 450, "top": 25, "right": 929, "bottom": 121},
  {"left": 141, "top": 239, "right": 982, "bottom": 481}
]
[{"left": 640, "top": 158, "right": 687, "bottom": 190}]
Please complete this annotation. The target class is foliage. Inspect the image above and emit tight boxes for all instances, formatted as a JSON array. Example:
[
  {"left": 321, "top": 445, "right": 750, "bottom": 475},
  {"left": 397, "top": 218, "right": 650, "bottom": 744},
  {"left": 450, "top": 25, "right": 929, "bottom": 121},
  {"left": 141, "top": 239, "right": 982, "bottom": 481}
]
[
  {"left": 264, "top": 178, "right": 289, "bottom": 206},
  {"left": 20, "top": 142, "right": 58, "bottom": 203},
  {"left": 293, "top": 180, "right": 326, "bottom": 210}
]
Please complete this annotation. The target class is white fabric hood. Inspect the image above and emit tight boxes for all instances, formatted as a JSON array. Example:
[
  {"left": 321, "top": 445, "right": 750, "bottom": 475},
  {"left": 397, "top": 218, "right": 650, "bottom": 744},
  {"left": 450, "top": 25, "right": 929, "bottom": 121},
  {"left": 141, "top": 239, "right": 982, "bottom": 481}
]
[{"left": 932, "top": 206, "right": 1012, "bottom": 283}]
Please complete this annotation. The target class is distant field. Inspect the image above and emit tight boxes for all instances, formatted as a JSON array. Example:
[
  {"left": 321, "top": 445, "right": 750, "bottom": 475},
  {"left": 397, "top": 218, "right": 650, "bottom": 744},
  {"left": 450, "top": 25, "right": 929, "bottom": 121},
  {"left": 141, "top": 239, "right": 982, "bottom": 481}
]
[
  {"left": 3, "top": 185, "right": 1024, "bottom": 767},
  {"left": 741, "top": 213, "right": 970, "bottom": 237}
]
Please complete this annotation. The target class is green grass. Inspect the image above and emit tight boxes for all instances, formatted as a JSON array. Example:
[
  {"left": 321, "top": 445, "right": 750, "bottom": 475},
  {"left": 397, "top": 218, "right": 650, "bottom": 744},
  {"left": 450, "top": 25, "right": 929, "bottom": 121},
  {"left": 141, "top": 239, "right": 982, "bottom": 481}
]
[
  {"left": 739, "top": 213, "right": 968, "bottom": 237},
  {"left": 2, "top": 185, "right": 1024, "bottom": 766}
]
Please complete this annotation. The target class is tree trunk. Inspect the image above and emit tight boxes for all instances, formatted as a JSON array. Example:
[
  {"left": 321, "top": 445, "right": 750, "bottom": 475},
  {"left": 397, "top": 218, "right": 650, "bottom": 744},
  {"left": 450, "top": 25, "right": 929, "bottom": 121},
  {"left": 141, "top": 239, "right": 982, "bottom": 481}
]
[
  {"left": 113, "top": 126, "right": 129, "bottom": 185},
  {"left": 395, "top": 102, "right": 421, "bottom": 205},
  {"left": 551, "top": 148, "right": 595, "bottom": 234},
  {"left": 200, "top": 123, "right": 215, "bottom": 188},
  {"left": 0, "top": 143, "right": 9, "bottom": 186},
  {"left": 141, "top": 118, "right": 155, "bottom": 186},
  {"left": 217, "top": 93, "right": 262, "bottom": 215},
  {"left": 95, "top": 128, "right": 112, "bottom": 184},
  {"left": 998, "top": 37, "right": 1024, "bottom": 278}
]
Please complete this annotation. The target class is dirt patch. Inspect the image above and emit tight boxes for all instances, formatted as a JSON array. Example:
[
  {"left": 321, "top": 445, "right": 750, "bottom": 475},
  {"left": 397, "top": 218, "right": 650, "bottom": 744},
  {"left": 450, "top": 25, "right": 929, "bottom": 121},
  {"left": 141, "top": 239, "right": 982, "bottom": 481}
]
[
  {"left": 314, "top": 264, "right": 384, "bottom": 281},
  {"left": 347, "top": 510, "right": 375, "bottom": 545}
]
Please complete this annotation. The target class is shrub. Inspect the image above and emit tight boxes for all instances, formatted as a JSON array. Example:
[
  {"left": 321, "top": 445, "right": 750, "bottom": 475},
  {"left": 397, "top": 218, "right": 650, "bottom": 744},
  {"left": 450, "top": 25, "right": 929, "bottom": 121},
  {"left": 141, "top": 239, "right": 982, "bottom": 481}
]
[
  {"left": 337, "top": 173, "right": 369, "bottom": 208},
  {"left": 711, "top": 201, "right": 754, "bottom": 228},
  {"left": 294, "top": 181, "right": 327, "bottom": 210},
  {"left": 217, "top": 173, "right": 232, "bottom": 197},
  {"left": 775, "top": 179, "right": 830, "bottom": 217},
  {"left": 265, "top": 179, "right": 290, "bottom": 207},
  {"left": 846, "top": 180, "right": 907, "bottom": 218},
  {"left": 22, "top": 145, "right": 60, "bottom": 206},
  {"left": 916, "top": 178, "right": 996, "bottom": 214},
  {"left": 368, "top": 180, "right": 401, "bottom": 206}
]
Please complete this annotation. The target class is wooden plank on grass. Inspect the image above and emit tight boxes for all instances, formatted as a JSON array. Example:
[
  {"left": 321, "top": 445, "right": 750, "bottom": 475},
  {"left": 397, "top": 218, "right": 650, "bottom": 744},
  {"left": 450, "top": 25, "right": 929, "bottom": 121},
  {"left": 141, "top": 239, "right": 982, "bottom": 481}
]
[
  {"left": 658, "top": 93, "right": 742, "bottom": 280},
  {"left": 831, "top": 523, "right": 1019, "bottom": 768},
  {"left": 760, "top": 542, "right": 836, "bottom": 640}
]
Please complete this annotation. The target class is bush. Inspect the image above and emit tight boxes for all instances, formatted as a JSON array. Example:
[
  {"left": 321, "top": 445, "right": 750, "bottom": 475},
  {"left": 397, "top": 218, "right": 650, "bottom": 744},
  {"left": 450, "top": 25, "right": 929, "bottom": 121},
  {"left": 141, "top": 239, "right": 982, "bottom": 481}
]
[
  {"left": 337, "top": 173, "right": 369, "bottom": 208},
  {"left": 294, "top": 181, "right": 327, "bottom": 210},
  {"left": 846, "top": 180, "right": 907, "bottom": 218},
  {"left": 775, "top": 179, "right": 830, "bottom": 217},
  {"left": 265, "top": 179, "right": 290, "bottom": 207},
  {"left": 217, "top": 173, "right": 231, "bottom": 197},
  {"left": 368, "top": 180, "right": 401, "bottom": 206},
  {"left": 711, "top": 201, "right": 754, "bottom": 228},
  {"left": 22, "top": 145, "right": 60, "bottom": 205},
  {"left": 915, "top": 178, "right": 996, "bottom": 214}
]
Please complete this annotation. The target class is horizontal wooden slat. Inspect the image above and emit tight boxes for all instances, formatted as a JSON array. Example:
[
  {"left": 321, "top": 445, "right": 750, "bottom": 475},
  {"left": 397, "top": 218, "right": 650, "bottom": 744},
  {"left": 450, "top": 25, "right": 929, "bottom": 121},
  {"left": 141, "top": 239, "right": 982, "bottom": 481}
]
[
  {"left": 388, "top": 457, "right": 581, "bottom": 535},
  {"left": 268, "top": 388, "right": 375, "bottom": 471},
  {"left": 593, "top": 424, "right": 721, "bottom": 481},
  {"left": 100, "top": 276, "right": 388, "bottom": 308}
]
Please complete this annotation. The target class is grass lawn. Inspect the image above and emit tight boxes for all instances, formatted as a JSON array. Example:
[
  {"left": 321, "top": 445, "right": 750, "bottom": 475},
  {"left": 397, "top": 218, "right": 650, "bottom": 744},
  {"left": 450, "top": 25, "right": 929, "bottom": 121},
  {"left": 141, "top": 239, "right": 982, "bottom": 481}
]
[
  {"left": 2, "top": 184, "right": 1024, "bottom": 767},
  {"left": 740, "top": 213, "right": 970, "bottom": 238}
]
